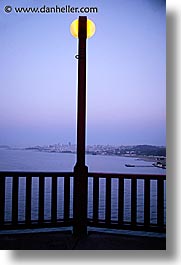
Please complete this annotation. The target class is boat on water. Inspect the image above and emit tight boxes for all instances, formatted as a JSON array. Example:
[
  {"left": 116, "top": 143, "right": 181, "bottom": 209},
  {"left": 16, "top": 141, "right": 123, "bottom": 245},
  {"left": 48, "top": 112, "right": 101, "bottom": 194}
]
[
  {"left": 152, "top": 162, "right": 166, "bottom": 169},
  {"left": 125, "top": 164, "right": 154, "bottom": 168},
  {"left": 125, "top": 164, "right": 135, "bottom": 167}
]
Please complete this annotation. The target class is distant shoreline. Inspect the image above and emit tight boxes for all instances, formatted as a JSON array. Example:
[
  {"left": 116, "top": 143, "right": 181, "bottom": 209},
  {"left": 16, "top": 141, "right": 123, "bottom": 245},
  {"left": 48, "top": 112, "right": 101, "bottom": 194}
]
[{"left": 0, "top": 146, "right": 165, "bottom": 163}]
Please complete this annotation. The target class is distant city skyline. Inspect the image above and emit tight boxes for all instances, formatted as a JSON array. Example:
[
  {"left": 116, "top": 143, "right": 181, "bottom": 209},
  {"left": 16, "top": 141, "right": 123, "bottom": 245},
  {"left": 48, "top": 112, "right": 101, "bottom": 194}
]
[{"left": 0, "top": 0, "right": 166, "bottom": 147}]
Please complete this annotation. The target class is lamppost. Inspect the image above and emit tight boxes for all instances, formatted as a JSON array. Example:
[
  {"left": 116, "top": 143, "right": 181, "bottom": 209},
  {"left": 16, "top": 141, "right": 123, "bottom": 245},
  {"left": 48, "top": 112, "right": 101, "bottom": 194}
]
[{"left": 70, "top": 16, "right": 95, "bottom": 237}]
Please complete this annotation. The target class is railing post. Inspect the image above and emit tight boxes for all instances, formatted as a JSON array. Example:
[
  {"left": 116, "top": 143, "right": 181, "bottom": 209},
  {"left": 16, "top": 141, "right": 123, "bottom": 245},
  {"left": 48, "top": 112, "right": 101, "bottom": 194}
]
[
  {"left": 93, "top": 176, "right": 99, "bottom": 223},
  {"left": 118, "top": 178, "right": 124, "bottom": 225},
  {"left": 106, "top": 177, "right": 111, "bottom": 224},
  {"left": 38, "top": 175, "right": 45, "bottom": 224},
  {"left": 73, "top": 164, "right": 88, "bottom": 237},
  {"left": 157, "top": 178, "right": 164, "bottom": 227},
  {"left": 12, "top": 176, "right": 19, "bottom": 226},
  {"left": 144, "top": 178, "right": 150, "bottom": 227},
  {"left": 73, "top": 16, "right": 88, "bottom": 237},
  {"left": 26, "top": 175, "right": 32, "bottom": 225},
  {"left": 131, "top": 178, "right": 137, "bottom": 226},
  {"left": 51, "top": 176, "right": 57, "bottom": 224},
  {"left": 64, "top": 176, "right": 70, "bottom": 222},
  {"left": 0, "top": 176, "right": 5, "bottom": 226}
]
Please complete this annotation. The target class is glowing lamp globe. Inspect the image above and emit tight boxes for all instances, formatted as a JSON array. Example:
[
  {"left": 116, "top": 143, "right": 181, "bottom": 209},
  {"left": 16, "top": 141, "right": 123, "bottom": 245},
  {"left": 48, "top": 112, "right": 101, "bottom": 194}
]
[{"left": 70, "top": 19, "right": 96, "bottom": 39}]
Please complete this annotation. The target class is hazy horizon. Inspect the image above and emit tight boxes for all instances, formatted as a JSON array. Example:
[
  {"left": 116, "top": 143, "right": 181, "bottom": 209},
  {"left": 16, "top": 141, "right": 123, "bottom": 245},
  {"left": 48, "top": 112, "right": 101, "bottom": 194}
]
[{"left": 0, "top": 142, "right": 166, "bottom": 149}]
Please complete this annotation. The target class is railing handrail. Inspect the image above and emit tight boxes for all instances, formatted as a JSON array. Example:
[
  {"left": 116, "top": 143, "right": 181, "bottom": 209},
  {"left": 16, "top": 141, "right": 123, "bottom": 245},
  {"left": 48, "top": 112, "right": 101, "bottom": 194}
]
[
  {"left": 0, "top": 171, "right": 73, "bottom": 177},
  {"left": 0, "top": 171, "right": 166, "bottom": 180},
  {"left": 89, "top": 172, "right": 166, "bottom": 180}
]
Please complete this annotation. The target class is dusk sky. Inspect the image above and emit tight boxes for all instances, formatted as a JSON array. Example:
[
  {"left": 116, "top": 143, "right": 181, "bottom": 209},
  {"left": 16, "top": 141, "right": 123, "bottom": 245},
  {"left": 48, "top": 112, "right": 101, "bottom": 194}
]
[{"left": 0, "top": 0, "right": 166, "bottom": 147}]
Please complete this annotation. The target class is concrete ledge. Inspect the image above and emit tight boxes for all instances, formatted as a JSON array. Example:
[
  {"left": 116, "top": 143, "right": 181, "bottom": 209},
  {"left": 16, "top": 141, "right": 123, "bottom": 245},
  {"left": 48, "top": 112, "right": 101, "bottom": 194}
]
[{"left": 0, "top": 231, "right": 166, "bottom": 250}]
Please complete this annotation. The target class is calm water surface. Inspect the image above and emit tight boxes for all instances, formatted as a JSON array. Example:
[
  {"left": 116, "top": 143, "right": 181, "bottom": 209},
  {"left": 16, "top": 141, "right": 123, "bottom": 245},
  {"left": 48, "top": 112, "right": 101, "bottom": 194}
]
[{"left": 0, "top": 149, "right": 166, "bottom": 174}]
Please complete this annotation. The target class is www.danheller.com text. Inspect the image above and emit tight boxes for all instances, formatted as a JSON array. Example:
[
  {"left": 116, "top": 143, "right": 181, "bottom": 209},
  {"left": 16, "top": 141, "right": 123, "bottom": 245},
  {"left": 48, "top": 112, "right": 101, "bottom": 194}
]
[{"left": 3, "top": 4, "right": 98, "bottom": 14}]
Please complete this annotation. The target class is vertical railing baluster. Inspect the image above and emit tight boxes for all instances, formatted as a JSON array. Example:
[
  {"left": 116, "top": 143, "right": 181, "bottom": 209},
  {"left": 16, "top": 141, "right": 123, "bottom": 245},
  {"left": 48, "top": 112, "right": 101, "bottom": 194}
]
[
  {"left": 64, "top": 176, "right": 70, "bottom": 221},
  {"left": 131, "top": 178, "right": 137, "bottom": 226},
  {"left": 144, "top": 178, "right": 150, "bottom": 226},
  {"left": 93, "top": 176, "right": 99, "bottom": 223},
  {"left": 0, "top": 176, "right": 5, "bottom": 226},
  {"left": 118, "top": 178, "right": 124, "bottom": 225},
  {"left": 51, "top": 176, "right": 57, "bottom": 223},
  {"left": 39, "top": 175, "right": 45, "bottom": 224},
  {"left": 106, "top": 177, "right": 111, "bottom": 224},
  {"left": 12, "top": 176, "right": 19, "bottom": 225},
  {"left": 26, "top": 175, "right": 32, "bottom": 225},
  {"left": 157, "top": 178, "right": 164, "bottom": 227}
]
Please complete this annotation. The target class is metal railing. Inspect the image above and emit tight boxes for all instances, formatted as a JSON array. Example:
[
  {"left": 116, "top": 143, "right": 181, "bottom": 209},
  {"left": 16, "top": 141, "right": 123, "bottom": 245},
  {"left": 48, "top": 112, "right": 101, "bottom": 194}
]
[
  {"left": 87, "top": 173, "right": 166, "bottom": 233},
  {"left": 0, "top": 171, "right": 166, "bottom": 233},
  {"left": 0, "top": 172, "right": 73, "bottom": 229}
]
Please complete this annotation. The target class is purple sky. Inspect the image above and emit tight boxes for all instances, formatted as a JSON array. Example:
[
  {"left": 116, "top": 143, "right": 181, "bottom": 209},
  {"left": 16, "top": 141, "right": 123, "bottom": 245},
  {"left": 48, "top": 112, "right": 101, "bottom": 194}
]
[{"left": 0, "top": 0, "right": 166, "bottom": 147}]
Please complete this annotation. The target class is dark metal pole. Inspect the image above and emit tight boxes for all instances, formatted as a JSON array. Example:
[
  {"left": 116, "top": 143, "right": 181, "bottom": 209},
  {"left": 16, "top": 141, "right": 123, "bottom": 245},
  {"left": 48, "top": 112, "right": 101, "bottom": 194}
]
[
  {"left": 73, "top": 16, "right": 88, "bottom": 237},
  {"left": 76, "top": 16, "right": 87, "bottom": 166}
]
